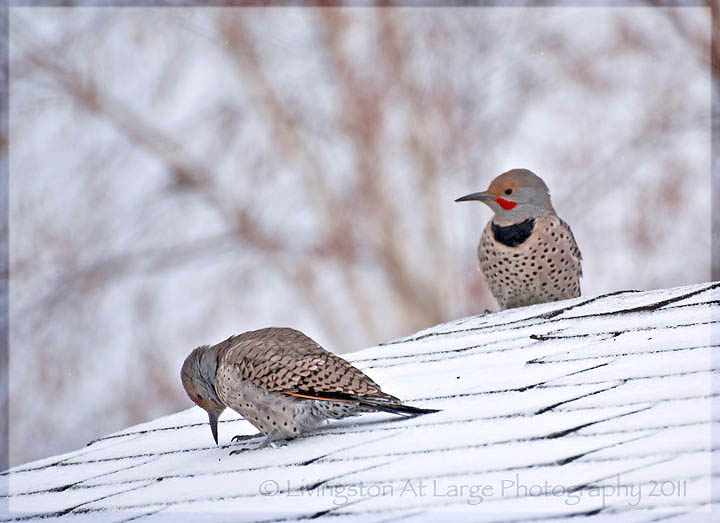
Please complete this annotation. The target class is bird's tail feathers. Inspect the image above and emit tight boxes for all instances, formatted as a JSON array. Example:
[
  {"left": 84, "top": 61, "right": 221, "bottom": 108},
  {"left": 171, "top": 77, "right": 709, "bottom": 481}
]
[
  {"left": 283, "top": 391, "right": 439, "bottom": 417},
  {"left": 357, "top": 399, "right": 440, "bottom": 417}
]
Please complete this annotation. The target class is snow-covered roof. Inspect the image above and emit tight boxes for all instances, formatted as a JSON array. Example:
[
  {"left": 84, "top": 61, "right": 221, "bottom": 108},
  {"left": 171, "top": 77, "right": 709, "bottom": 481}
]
[{"left": 2, "top": 282, "right": 718, "bottom": 521}]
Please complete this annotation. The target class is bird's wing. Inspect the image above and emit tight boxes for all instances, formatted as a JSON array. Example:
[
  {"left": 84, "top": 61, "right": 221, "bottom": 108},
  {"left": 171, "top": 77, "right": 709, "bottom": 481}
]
[
  {"left": 221, "top": 327, "right": 393, "bottom": 401},
  {"left": 558, "top": 217, "right": 583, "bottom": 277}
]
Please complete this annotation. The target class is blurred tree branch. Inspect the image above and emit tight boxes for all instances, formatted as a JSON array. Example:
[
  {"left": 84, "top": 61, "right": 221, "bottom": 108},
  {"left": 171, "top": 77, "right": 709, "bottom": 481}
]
[{"left": 7, "top": 6, "right": 710, "bottom": 468}]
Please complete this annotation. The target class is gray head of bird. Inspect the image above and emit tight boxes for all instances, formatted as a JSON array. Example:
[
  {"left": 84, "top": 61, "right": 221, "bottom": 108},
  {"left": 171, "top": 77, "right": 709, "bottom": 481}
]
[
  {"left": 455, "top": 168, "right": 556, "bottom": 225},
  {"left": 181, "top": 345, "right": 226, "bottom": 445}
]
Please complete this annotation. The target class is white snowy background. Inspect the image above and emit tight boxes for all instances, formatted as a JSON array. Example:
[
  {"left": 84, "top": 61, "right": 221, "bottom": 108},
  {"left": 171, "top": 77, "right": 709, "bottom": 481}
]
[{"left": 7, "top": 5, "right": 711, "bottom": 468}]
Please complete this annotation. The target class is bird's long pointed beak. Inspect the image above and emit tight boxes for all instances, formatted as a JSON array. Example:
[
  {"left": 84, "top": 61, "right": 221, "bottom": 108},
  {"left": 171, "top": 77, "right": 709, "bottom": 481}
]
[
  {"left": 455, "top": 191, "right": 495, "bottom": 203},
  {"left": 208, "top": 411, "right": 219, "bottom": 445}
]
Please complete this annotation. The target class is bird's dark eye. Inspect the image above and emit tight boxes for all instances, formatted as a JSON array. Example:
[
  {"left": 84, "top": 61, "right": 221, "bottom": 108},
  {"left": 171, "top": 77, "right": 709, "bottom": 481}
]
[
  {"left": 504, "top": 188, "right": 513, "bottom": 195},
  {"left": 197, "top": 394, "right": 204, "bottom": 401}
]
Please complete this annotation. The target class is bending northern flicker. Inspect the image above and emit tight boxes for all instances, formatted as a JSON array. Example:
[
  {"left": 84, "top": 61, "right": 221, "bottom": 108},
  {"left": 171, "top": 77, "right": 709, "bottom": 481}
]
[
  {"left": 181, "top": 327, "right": 438, "bottom": 448},
  {"left": 455, "top": 168, "right": 582, "bottom": 309}
]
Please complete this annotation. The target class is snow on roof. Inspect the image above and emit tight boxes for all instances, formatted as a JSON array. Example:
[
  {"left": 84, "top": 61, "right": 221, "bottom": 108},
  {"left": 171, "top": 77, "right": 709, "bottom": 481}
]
[{"left": 2, "top": 282, "right": 718, "bottom": 522}]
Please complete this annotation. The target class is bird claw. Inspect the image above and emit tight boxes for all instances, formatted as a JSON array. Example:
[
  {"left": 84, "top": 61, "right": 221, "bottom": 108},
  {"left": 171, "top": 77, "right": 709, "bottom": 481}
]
[
  {"left": 228, "top": 433, "right": 262, "bottom": 454},
  {"left": 228, "top": 432, "right": 287, "bottom": 455},
  {"left": 231, "top": 434, "right": 256, "bottom": 443}
]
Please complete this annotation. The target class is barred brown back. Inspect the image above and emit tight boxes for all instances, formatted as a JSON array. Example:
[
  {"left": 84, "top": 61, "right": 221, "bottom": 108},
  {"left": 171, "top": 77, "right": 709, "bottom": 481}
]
[{"left": 218, "top": 328, "right": 394, "bottom": 400}]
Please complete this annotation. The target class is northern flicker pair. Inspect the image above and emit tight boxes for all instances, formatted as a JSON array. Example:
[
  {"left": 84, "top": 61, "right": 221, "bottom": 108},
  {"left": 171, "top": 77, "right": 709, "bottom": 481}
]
[
  {"left": 456, "top": 169, "right": 582, "bottom": 310},
  {"left": 181, "top": 327, "right": 437, "bottom": 448},
  {"left": 182, "top": 169, "right": 577, "bottom": 449}
]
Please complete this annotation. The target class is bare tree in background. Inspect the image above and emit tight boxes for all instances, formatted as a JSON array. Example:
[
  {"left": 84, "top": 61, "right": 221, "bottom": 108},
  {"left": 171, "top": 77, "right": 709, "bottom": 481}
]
[{"left": 6, "top": 6, "right": 711, "bottom": 466}]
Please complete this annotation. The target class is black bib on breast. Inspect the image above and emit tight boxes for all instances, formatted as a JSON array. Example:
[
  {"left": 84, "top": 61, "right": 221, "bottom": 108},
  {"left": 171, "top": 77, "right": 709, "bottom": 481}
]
[{"left": 491, "top": 218, "right": 535, "bottom": 247}]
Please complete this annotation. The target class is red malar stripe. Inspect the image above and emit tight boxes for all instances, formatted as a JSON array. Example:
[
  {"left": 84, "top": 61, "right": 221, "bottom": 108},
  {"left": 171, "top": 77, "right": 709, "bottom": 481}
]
[{"left": 495, "top": 198, "right": 518, "bottom": 210}]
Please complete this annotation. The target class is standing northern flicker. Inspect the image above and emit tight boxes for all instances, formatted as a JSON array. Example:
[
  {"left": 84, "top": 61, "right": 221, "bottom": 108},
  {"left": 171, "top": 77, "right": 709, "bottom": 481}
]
[
  {"left": 181, "top": 327, "right": 438, "bottom": 448},
  {"left": 455, "top": 168, "right": 582, "bottom": 309}
]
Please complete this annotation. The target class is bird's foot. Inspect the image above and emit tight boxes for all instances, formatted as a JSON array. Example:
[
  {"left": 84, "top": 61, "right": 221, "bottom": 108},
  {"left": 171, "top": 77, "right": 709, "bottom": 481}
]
[
  {"left": 228, "top": 433, "right": 263, "bottom": 455},
  {"left": 257, "top": 435, "right": 288, "bottom": 450},
  {"left": 231, "top": 434, "right": 256, "bottom": 443},
  {"left": 229, "top": 431, "right": 287, "bottom": 455}
]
